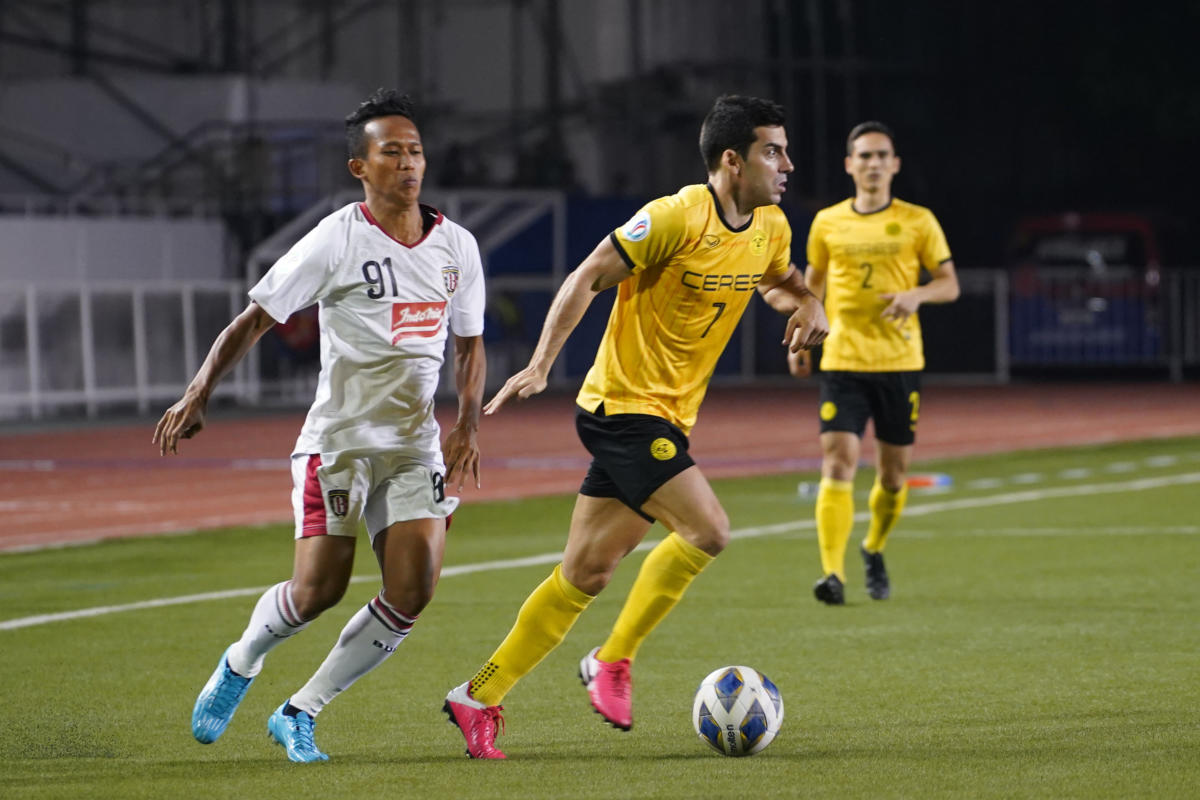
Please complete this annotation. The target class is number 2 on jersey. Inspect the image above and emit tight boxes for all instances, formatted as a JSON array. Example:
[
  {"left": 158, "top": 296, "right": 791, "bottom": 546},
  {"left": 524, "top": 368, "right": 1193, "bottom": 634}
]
[
  {"left": 700, "top": 302, "right": 727, "bottom": 338},
  {"left": 859, "top": 261, "right": 874, "bottom": 289}
]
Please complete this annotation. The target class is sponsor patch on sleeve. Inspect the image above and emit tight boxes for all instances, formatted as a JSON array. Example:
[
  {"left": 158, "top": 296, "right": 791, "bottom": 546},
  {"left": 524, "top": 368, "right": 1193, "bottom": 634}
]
[{"left": 620, "top": 210, "right": 652, "bottom": 242}]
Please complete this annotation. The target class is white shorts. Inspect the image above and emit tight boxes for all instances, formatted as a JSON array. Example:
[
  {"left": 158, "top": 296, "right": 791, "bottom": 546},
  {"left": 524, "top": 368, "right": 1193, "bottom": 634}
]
[{"left": 290, "top": 452, "right": 460, "bottom": 541}]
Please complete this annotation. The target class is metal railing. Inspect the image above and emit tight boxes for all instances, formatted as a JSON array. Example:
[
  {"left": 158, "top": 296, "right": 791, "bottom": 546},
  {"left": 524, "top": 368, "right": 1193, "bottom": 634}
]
[
  {"left": 3, "top": 265, "right": 1197, "bottom": 421},
  {"left": 0, "top": 280, "right": 250, "bottom": 419},
  {"left": 1006, "top": 267, "right": 1199, "bottom": 381}
]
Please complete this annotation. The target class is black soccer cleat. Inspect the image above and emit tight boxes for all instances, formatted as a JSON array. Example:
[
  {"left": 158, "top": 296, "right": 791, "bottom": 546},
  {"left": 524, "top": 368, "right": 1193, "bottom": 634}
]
[
  {"left": 812, "top": 573, "right": 845, "bottom": 606},
  {"left": 860, "top": 545, "right": 890, "bottom": 600}
]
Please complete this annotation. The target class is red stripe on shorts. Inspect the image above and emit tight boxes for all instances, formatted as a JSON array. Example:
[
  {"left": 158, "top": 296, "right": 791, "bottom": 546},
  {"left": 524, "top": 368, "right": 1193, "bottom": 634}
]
[{"left": 301, "top": 454, "right": 327, "bottom": 536}]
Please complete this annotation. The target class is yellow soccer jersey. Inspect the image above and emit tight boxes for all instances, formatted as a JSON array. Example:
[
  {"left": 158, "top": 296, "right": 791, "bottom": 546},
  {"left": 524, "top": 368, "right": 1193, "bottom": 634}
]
[
  {"left": 807, "top": 197, "right": 951, "bottom": 371},
  {"left": 576, "top": 183, "right": 791, "bottom": 433}
]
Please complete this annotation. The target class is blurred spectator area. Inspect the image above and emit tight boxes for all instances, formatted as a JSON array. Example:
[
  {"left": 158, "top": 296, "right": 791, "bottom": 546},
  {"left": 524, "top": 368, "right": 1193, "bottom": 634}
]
[{"left": 1, "top": 1, "right": 1197, "bottom": 421}]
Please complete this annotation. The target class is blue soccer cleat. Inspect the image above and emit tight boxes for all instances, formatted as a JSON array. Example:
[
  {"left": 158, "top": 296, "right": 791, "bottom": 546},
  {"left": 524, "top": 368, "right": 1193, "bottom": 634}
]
[
  {"left": 267, "top": 701, "right": 329, "bottom": 763},
  {"left": 192, "top": 644, "right": 254, "bottom": 744}
]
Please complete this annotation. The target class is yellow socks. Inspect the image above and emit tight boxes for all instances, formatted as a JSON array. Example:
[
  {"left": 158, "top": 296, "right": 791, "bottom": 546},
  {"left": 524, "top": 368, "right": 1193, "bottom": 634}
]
[
  {"left": 597, "top": 532, "right": 714, "bottom": 663},
  {"left": 469, "top": 564, "right": 594, "bottom": 706},
  {"left": 816, "top": 477, "right": 854, "bottom": 580},
  {"left": 863, "top": 480, "right": 908, "bottom": 553},
  {"left": 468, "top": 533, "right": 718, "bottom": 704}
]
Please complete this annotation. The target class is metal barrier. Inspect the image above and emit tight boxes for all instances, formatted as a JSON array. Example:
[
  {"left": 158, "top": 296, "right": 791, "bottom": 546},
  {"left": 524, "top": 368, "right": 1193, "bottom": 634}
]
[
  {"left": 1168, "top": 268, "right": 1200, "bottom": 382},
  {"left": 3, "top": 268, "right": 1197, "bottom": 421},
  {"left": 1009, "top": 266, "right": 1161, "bottom": 367},
  {"left": 1007, "top": 267, "right": 1200, "bottom": 380},
  {"left": 0, "top": 280, "right": 250, "bottom": 419}
]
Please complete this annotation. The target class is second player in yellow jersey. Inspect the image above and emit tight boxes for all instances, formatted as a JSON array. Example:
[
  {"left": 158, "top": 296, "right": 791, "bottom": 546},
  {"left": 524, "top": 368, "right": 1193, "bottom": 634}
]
[
  {"left": 807, "top": 197, "right": 951, "bottom": 372},
  {"left": 798, "top": 121, "right": 959, "bottom": 608}
]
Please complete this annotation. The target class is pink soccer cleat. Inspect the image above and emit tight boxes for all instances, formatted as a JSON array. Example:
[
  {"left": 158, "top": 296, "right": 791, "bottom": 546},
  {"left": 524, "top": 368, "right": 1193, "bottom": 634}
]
[
  {"left": 443, "top": 682, "right": 506, "bottom": 759},
  {"left": 579, "top": 647, "right": 632, "bottom": 731}
]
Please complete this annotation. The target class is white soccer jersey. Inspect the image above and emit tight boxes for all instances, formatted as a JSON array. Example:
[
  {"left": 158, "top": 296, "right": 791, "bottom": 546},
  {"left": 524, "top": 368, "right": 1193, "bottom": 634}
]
[{"left": 249, "top": 201, "right": 485, "bottom": 469}]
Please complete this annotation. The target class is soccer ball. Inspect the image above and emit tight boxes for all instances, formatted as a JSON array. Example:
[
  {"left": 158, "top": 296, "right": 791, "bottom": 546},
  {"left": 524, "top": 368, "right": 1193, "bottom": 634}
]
[{"left": 692, "top": 665, "right": 784, "bottom": 756}]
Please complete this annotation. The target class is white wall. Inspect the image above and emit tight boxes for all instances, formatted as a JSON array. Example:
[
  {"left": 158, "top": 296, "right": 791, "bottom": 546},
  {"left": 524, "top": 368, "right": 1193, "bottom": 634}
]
[{"left": 0, "top": 217, "right": 228, "bottom": 281}]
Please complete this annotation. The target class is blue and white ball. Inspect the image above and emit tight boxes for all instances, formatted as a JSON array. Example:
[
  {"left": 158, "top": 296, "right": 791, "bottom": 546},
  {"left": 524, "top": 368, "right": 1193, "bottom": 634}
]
[{"left": 692, "top": 665, "right": 784, "bottom": 756}]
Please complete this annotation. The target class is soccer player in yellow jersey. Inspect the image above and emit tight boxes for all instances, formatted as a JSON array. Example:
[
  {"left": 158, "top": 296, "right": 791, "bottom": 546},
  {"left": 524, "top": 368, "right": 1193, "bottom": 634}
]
[
  {"left": 443, "top": 95, "right": 829, "bottom": 758},
  {"left": 796, "top": 121, "right": 960, "bottom": 605}
]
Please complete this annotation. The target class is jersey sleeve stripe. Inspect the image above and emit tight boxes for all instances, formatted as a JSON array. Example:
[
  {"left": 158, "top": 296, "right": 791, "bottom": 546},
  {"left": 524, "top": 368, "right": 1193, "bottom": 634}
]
[{"left": 608, "top": 231, "right": 638, "bottom": 271}]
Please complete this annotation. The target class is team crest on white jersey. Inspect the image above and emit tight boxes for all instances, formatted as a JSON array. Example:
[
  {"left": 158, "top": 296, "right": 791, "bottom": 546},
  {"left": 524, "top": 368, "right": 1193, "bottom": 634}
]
[{"left": 442, "top": 265, "right": 460, "bottom": 295}]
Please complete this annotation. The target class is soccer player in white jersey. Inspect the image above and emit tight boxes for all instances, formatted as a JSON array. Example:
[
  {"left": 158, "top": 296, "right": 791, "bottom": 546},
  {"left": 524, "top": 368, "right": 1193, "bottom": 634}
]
[{"left": 153, "top": 89, "right": 487, "bottom": 763}]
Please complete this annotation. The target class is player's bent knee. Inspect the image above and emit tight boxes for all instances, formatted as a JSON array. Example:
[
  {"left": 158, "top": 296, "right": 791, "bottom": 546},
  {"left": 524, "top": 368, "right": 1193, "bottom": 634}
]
[
  {"left": 382, "top": 582, "right": 436, "bottom": 616},
  {"left": 680, "top": 516, "right": 730, "bottom": 556},
  {"left": 565, "top": 563, "right": 615, "bottom": 596},
  {"left": 572, "top": 574, "right": 610, "bottom": 596},
  {"left": 561, "top": 557, "right": 616, "bottom": 597},
  {"left": 823, "top": 455, "right": 857, "bottom": 482},
  {"left": 821, "top": 438, "right": 860, "bottom": 480},
  {"left": 290, "top": 582, "right": 348, "bottom": 620}
]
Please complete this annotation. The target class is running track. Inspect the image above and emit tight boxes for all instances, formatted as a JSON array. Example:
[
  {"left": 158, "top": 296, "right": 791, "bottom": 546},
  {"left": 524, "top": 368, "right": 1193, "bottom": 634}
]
[{"left": 2, "top": 383, "right": 1198, "bottom": 551}]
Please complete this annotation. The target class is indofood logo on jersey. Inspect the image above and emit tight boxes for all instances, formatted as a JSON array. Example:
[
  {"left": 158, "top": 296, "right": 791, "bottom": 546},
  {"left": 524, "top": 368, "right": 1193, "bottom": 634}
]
[
  {"left": 621, "top": 210, "right": 651, "bottom": 242},
  {"left": 391, "top": 301, "right": 447, "bottom": 343},
  {"left": 441, "top": 265, "right": 460, "bottom": 295}
]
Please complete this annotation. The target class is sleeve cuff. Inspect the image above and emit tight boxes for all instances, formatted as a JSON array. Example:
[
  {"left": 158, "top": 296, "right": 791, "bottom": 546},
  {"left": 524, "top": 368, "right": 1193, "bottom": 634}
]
[{"left": 608, "top": 232, "right": 638, "bottom": 272}]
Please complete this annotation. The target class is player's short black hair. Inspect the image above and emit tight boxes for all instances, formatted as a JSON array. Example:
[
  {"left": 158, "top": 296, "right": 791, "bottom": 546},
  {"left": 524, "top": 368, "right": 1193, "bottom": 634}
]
[
  {"left": 698, "top": 94, "right": 787, "bottom": 172},
  {"left": 846, "top": 121, "right": 896, "bottom": 155},
  {"left": 345, "top": 88, "right": 417, "bottom": 159}
]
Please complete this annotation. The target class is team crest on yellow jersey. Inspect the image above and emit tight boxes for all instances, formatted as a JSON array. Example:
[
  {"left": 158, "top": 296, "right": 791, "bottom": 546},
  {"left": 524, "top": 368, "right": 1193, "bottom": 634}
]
[
  {"left": 650, "top": 437, "right": 677, "bottom": 461},
  {"left": 750, "top": 230, "right": 768, "bottom": 256},
  {"left": 886, "top": 222, "right": 902, "bottom": 236}
]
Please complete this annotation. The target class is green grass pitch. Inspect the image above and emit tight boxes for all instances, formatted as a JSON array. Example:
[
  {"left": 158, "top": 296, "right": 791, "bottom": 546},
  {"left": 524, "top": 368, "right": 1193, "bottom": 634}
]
[{"left": 1, "top": 437, "right": 1198, "bottom": 799}]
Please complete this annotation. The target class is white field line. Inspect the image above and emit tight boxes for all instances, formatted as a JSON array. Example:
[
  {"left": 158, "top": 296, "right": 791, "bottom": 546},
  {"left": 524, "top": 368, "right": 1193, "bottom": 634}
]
[
  {"left": 3, "top": 471, "right": 1198, "bottom": 632},
  {"left": 963, "top": 526, "right": 1200, "bottom": 536}
]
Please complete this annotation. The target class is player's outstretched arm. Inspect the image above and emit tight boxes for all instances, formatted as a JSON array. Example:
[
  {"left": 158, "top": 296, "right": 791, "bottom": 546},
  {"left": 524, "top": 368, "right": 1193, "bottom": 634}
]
[
  {"left": 483, "top": 237, "right": 631, "bottom": 415},
  {"left": 758, "top": 264, "right": 829, "bottom": 352},
  {"left": 444, "top": 334, "right": 485, "bottom": 490},
  {"left": 153, "top": 302, "right": 277, "bottom": 455}
]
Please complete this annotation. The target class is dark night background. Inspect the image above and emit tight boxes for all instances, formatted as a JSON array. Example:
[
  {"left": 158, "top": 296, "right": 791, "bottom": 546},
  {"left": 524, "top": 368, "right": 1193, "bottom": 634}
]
[
  {"left": 1, "top": 1, "right": 1195, "bottom": 270},
  {"left": 766, "top": 1, "right": 1197, "bottom": 267}
]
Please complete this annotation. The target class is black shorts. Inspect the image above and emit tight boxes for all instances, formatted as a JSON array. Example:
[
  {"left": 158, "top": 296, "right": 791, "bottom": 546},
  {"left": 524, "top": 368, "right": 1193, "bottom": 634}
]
[
  {"left": 818, "top": 371, "right": 921, "bottom": 446},
  {"left": 575, "top": 404, "right": 695, "bottom": 522}
]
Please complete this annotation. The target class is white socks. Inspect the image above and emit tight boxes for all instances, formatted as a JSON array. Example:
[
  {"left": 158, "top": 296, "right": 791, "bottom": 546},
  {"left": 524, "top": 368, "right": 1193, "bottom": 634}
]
[
  {"left": 228, "top": 580, "right": 309, "bottom": 678},
  {"left": 289, "top": 593, "right": 416, "bottom": 717}
]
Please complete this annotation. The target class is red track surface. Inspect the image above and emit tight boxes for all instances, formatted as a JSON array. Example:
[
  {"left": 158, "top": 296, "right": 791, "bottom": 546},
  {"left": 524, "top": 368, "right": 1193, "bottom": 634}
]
[{"left": 2, "top": 383, "right": 1197, "bottom": 551}]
